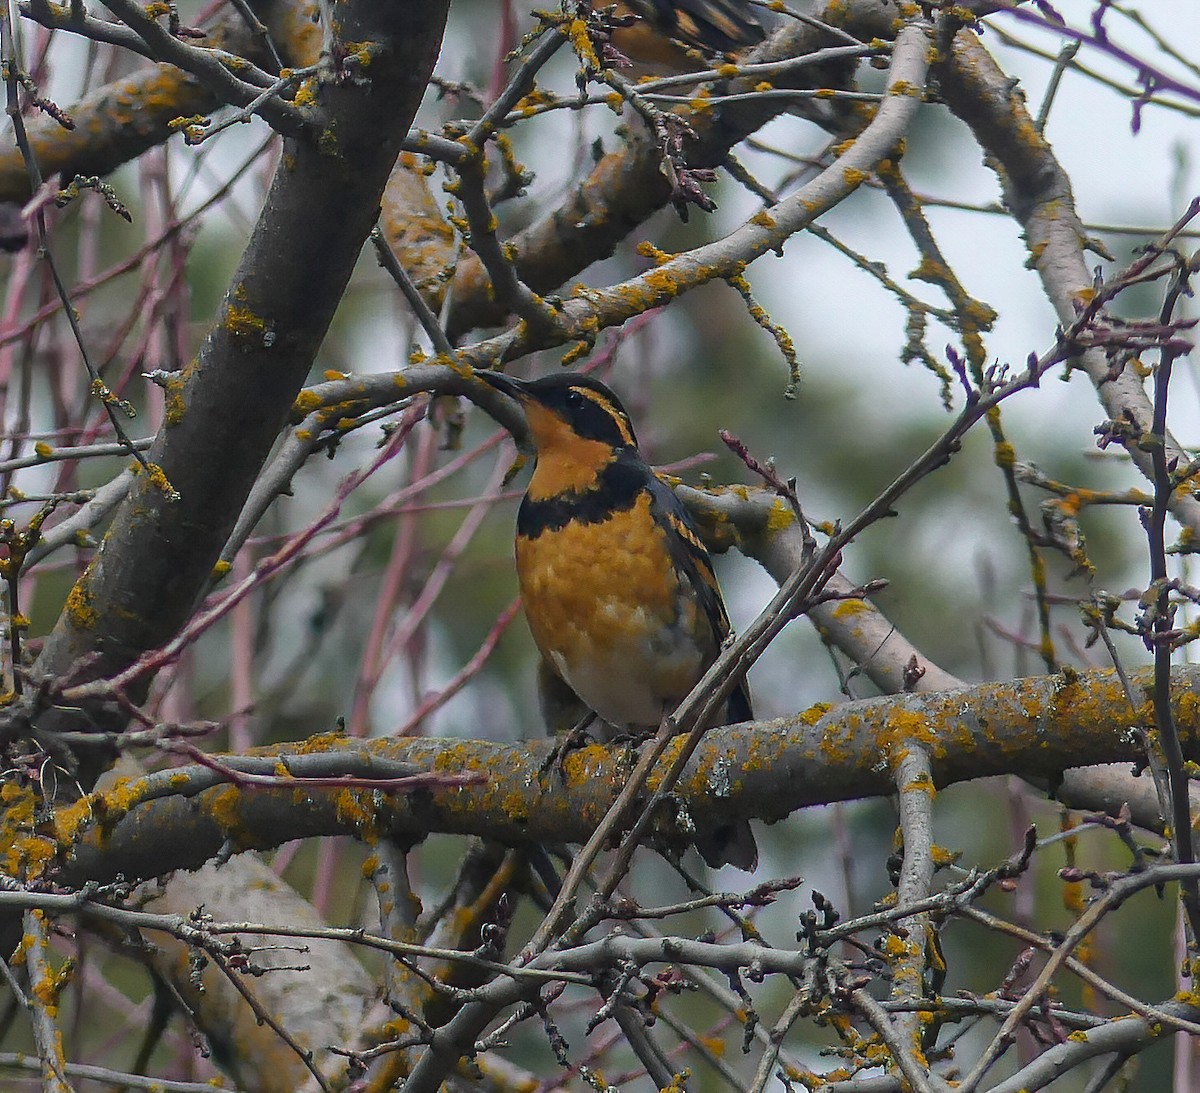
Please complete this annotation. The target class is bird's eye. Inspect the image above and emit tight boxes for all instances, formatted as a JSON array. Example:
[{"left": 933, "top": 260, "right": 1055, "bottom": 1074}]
[{"left": 565, "top": 389, "right": 586, "bottom": 408}]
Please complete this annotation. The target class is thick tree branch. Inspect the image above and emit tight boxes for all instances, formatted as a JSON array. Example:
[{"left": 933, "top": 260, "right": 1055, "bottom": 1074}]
[
  {"left": 443, "top": 0, "right": 867, "bottom": 338},
  {"left": 144, "top": 861, "right": 374, "bottom": 1090},
  {"left": 0, "top": 62, "right": 227, "bottom": 203},
  {"left": 50, "top": 662, "right": 1197, "bottom": 891},
  {"left": 29, "top": 0, "right": 451, "bottom": 787}
]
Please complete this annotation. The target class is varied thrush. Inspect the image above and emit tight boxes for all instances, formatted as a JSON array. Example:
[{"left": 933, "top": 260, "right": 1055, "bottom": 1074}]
[{"left": 477, "top": 370, "right": 758, "bottom": 871}]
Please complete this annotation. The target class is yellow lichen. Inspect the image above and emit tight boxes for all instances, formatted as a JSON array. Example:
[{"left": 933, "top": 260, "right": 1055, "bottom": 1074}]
[
  {"left": 293, "top": 75, "right": 319, "bottom": 108},
  {"left": 293, "top": 390, "right": 323, "bottom": 415},
  {"left": 765, "top": 500, "right": 796, "bottom": 531},
  {"left": 141, "top": 461, "right": 177, "bottom": 499},
  {"left": 207, "top": 786, "right": 249, "bottom": 845},
  {"left": 50, "top": 796, "right": 95, "bottom": 849},
  {"left": 930, "top": 845, "right": 961, "bottom": 867},
  {"left": 798, "top": 702, "right": 832, "bottom": 726},
  {"left": 163, "top": 371, "right": 188, "bottom": 426},
  {"left": 64, "top": 581, "right": 98, "bottom": 629},
  {"left": 225, "top": 304, "right": 267, "bottom": 340}
]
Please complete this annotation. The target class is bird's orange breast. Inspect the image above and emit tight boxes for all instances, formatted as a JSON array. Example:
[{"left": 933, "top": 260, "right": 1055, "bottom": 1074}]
[{"left": 516, "top": 492, "right": 713, "bottom": 728}]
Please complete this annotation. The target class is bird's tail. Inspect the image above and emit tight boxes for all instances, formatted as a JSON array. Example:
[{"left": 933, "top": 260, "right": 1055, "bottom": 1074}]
[{"left": 695, "top": 818, "right": 758, "bottom": 872}]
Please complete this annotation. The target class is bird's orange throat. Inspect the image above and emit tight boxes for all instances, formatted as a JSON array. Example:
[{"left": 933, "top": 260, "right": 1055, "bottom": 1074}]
[{"left": 523, "top": 401, "right": 616, "bottom": 499}]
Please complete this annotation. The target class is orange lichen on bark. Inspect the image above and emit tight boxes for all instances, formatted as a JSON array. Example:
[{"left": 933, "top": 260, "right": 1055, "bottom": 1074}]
[
  {"left": 51, "top": 795, "right": 97, "bottom": 849},
  {"left": 0, "top": 782, "right": 57, "bottom": 879},
  {"left": 798, "top": 702, "right": 833, "bottom": 727},
  {"left": 138, "top": 460, "right": 177, "bottom": 499},
  {"left": 224, "top": 304, "right": 269, "bottom": 342},
  {"left": 876, "top": 707, "right": 941, "bottom": 767},
  {"left": 296, "top": 729, "right": 349, "bottom": 753},
  {"left": 334, "top": 788, "right": 382, "bottom": 842},
  {"left": 900, "top": 770, "right": 936, "bottom": 796},
  {"left": 64, "top": 578, "right": 98, "bottom": 628},
  {"left": 206, "top": 785, "right": 255, "bottom": 849},
  {"left": 162, "top": 368, "right": 188, "bottom": 425}
]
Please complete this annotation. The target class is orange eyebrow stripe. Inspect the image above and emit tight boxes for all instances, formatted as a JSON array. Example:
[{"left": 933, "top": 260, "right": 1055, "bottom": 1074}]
[{"left": 577, "top": 387, "right": 635, "bottom": 447}]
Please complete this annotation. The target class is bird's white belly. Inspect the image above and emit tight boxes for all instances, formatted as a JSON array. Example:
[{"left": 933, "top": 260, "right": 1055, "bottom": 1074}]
[{"left": 548, "top": 609, "right": 706, "bottom": 729}]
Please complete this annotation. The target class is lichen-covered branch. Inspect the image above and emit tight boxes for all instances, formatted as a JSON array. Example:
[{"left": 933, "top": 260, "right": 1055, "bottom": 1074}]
[
  {"left": 443, "top": 0, "right": 869, "bottom": 338},
  {"left": 48, "top": 662, "right": 1198, "bottom": 891}
]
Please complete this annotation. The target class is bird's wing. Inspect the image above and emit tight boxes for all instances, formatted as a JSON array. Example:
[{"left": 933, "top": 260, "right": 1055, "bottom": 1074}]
[
  {"left": 622, "top": 0, "right": 766, "bottom": 53},
  {"left": 646, "top": 471, "right": 753, "bottom": 723}
]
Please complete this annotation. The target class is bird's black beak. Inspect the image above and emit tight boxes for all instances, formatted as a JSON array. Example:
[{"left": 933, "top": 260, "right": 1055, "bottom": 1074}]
[
  {"left": 474, "top": 370, "right": 527, "bottom": 401},
  {"left": 474, "top": 370, "right": 532, "bottom": 450}
]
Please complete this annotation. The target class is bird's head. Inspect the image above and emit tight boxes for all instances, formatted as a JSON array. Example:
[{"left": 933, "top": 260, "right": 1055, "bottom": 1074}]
[
  {"left": 476, "top": 371, "right": 639, "bottom": 453},
  {"left": 476, "top": 371, "right": 640, "bottom": 498}
]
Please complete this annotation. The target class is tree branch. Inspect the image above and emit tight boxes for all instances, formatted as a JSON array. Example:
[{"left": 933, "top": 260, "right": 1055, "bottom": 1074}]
[{"left": 51, "top": 662, "right": 1198, "bottom": 891}]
